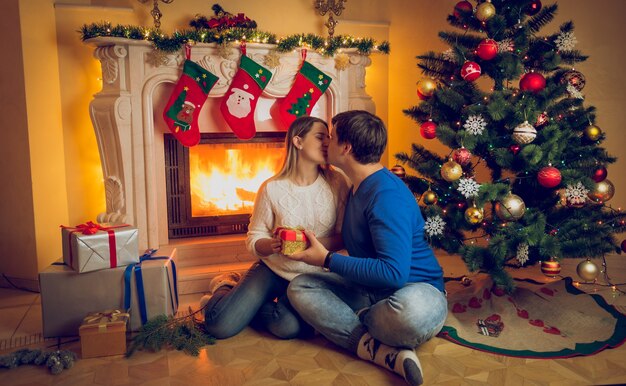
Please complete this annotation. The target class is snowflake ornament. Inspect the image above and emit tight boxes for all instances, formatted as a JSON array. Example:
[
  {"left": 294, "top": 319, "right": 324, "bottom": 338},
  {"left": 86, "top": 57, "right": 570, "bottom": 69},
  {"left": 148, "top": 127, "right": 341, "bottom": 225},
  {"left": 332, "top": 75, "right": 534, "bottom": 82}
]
[
  {"left": 457, "top": 177, "right": 481, "bottom": 198},
  {"left": 497, "top": 38, "right": 514, "bottom": 53},
  {"left": 566, "top": 83, "right": 584, "bottom": 99},
  {"left": 516, "top": 243, "right": 529, "bottom": 265},
  {"left": 424, "top": 215, "right": 446, "bottom": 237},
  {"left": 555, "top": 31, "right": 578, "bottom": 51},
  {"left": 464, "top": 115, "right": 487, "bottom": 135},
  {"left": 565, "top": 181, "right": 589, "bottom": 205},
  {"left": 442, "top": 48, "right": 456, "bottom": 62}
]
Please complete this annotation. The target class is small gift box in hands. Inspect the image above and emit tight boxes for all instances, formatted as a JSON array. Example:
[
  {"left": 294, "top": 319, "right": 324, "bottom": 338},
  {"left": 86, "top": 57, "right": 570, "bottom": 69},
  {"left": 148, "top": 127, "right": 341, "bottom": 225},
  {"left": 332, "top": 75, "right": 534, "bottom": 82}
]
[{"left": 274, "top": 227, "right": 310, "bottom": 255}]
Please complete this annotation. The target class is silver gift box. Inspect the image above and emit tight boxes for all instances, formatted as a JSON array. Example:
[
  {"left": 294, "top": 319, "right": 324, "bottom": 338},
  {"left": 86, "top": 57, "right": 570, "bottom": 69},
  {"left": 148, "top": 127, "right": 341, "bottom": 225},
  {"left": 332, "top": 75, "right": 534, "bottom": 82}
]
[
  {"left": 39, "top": 248, "right": 178, "bottom": 337},
  {"left": 61, "top": 224, "right": 139, "bottom": 273}
]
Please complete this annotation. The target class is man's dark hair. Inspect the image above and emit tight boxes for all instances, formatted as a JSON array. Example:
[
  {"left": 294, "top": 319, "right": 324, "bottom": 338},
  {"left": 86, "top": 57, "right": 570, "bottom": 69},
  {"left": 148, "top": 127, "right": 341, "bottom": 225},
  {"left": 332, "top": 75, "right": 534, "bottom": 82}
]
[{"left": 331, "top": 110, "right": 387, "bottom": 164}]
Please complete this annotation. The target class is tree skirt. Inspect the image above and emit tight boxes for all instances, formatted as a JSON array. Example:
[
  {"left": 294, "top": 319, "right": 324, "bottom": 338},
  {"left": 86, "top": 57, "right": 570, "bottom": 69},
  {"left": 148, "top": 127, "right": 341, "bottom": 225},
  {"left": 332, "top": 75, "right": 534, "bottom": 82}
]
[{"left": 438, "top": 276, "right": 626, "bottom": 358}]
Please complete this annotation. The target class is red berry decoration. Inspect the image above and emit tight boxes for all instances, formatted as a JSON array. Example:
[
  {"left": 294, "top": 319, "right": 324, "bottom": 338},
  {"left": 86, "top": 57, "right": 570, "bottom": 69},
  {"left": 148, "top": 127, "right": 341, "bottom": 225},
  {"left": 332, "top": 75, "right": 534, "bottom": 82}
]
[
  {"left": 525, "top": 0, "right": 542, "bottom": 16},
  {"left": 537, "top": 166, "right": 562, "bottom": 188},
  {"left": 476, "top": 39, "right": 498, "bottom": 61},
  {"left": 509, "top": 144, "right": 521, "bottom": 155},
  {"left": 592, "top": 166, "right": 608, "bottom": 182},
  {"left": 390, "top": 165, "right": 406, "bottom": 180},
  {"left": 453, "top": 0, "right": 473, "bottom": 18},
  {"left": 461, "top": 61, "right": 481, "bottom": 82},
  {"left": 452, "top": 147, "right": 472, "bottom": 166},
  {"left": 420, "top": 120, "right": 437, "bottom": 139},
  {"left": 520, "top": 72, "right": 546, "bottom": 93}
]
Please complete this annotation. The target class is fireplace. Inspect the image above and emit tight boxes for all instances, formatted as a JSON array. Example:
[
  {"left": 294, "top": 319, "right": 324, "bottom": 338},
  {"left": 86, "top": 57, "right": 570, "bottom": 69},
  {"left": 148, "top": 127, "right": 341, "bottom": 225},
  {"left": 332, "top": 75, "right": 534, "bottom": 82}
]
[
  {"left": 86, "top": 37, "right": 375, "bottom": 250},
  {"left": 165, "top": 132, "right": 285, "bottom": 238}
]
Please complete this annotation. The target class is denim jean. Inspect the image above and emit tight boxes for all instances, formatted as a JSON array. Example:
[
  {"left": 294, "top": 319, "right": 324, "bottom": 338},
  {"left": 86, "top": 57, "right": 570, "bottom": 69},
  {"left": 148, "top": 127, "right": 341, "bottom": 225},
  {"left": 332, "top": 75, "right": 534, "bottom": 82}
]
[
  {"left": 287, "top": 272, "right": 448, "bottom": 352},
  {"left": 203, "top": 260, "right": 311, "bottom": 339}
]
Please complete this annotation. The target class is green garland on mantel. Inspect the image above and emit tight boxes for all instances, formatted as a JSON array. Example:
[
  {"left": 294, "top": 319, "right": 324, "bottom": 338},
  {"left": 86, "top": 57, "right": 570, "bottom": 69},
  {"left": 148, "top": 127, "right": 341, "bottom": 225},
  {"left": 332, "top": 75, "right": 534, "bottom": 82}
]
[{"left": 80, "top": 22, "right": 390, "bottom": 57}]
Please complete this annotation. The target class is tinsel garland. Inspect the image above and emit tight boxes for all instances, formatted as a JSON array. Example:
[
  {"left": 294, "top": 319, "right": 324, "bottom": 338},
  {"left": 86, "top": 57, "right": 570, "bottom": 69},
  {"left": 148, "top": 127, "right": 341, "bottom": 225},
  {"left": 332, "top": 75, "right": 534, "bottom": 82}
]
[
  {"left": 0, "top": 348, "right": 77, "bottom": 374},
  {"left": 79, "top": 22, "right": 390, "bottom": 56}
]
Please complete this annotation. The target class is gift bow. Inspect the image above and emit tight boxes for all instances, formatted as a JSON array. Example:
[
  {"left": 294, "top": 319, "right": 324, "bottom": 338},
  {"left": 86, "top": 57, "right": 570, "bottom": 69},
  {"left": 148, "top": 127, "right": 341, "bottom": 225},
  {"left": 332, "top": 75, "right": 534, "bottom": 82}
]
[
  {"left": 60, "top": 222, "right": 130, "bottom": 268},
  {"left": 83, "top": 309, "right": 130, "bottom": 332}
]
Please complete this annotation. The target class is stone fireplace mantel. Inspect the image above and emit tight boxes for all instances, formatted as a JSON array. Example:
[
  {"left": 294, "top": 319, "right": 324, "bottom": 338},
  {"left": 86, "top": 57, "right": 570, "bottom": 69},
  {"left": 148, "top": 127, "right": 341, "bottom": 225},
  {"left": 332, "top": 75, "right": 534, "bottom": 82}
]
[{"left": 86, "top": 37, "right": 376, "bottom": 250}]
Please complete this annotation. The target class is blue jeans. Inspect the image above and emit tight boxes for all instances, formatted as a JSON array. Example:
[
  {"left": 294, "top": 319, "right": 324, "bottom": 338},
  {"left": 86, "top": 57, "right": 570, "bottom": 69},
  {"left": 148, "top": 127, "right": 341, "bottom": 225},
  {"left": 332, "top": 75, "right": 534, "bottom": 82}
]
[
  {"left": 287, "top": 272, "right": 448, "bottom": 352},
  {"left": 203, "top": 260, "right": 311, "bottom": 339}
]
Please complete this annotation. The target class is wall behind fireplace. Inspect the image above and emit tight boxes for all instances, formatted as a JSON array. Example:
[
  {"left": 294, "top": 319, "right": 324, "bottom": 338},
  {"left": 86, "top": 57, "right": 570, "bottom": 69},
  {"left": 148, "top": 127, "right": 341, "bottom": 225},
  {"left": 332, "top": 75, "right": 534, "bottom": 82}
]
[{"left": 1, "top": 0, "right": 624, "bottom": 288}]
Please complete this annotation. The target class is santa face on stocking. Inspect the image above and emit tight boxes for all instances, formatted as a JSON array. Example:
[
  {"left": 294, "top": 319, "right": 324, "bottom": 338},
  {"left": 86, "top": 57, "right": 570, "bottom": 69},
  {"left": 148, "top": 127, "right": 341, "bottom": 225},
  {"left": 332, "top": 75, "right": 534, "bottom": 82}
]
[{"left": 225, "top": 85, "right": 255, "bottom": 118}]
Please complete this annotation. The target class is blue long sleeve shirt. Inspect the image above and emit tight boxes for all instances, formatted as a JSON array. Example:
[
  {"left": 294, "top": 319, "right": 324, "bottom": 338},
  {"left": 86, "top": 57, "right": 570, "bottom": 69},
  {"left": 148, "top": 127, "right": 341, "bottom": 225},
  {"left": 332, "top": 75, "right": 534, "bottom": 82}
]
[{"left": 330, "top": 168, "right": 444, "bottom": 291}]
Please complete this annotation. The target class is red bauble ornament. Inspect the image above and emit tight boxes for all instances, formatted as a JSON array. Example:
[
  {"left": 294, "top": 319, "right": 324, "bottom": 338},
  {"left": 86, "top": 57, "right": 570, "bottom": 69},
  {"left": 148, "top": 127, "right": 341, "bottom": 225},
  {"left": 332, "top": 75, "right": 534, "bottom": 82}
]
[
  {"left": 509, "top": 144, "right": 521, "bottom": 155},
  {"left": 525, "top": 0, "right": 542, "bottom": 16},
  {"left": 420, "top": 120, "right": 437, "bottom": 139},
  {"left": 519, "top": 72, "right": 546, "bottom": 93},
  {"left": 592, "top": 166, "right": 608, "bottom": 182},
  {"left": 461, "top": 61, "right": 481, "bottom": 82},
  {"left": 621, "top": 239, "right": 626, "bottom": 253},
  {"left": 535, "top": 111, "right": 549, "bottom": 127},
  {"left": 417, "top": 90, "right": 428, "bottom": 100},
  {"left": 476, "top": 39, "right": 498, "bottom": 61},
  {"left": 453, "top": 0, "right": 473, "bottom": 18},
  {"left": 390, "top": 165, "right": 406, "bottom": 180},
  {"left": 452, "top": 147, "right": 472, "bottom": 166},
  {"left": 537, "top": 166, "right": 562, "bottom": 188}
]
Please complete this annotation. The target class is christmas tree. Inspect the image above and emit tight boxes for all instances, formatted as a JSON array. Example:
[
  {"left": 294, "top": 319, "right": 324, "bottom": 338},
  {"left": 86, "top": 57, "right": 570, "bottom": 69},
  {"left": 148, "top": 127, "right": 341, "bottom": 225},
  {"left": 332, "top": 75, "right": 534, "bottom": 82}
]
[{"left": 397, "top": 0, "right": 626, "bottom": 291}]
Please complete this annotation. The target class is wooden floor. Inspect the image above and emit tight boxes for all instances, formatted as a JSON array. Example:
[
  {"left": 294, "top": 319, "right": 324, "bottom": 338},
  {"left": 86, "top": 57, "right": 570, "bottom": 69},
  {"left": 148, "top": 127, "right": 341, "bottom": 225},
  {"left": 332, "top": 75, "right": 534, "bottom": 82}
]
[{"left": 1, "top": 255, "right": 625, "bottom": 385}]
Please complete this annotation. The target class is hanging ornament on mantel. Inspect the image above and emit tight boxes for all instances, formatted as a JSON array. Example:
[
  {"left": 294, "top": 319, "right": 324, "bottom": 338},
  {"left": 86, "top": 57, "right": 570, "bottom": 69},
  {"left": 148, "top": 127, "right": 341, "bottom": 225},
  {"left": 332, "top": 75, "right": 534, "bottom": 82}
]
[
  {"left": 334, "top": 53, "right": 350, "bottom": 70},
  {"left": 512, "top": 121, "right": 537, "bottom": 144},
  {"left": 520, "top": 72, "right": 546, "bottom": 93},
  {"left": 475, "top": 0, "right": 496, "bottom": 22},
  {"left": 476, "top": 39, "right": 498, "bottom": 60},
  {"left": 537, "top": 165, "right": 562, "bottom": 188},
  {"left": 420, "top": 120, "right": 438, "bottom": 139},
  {"left": 441, "top": 159, "right": 463, "bottom": 182},
  {"left": 461, "top": 61, "right": 482, "bottom": 82},
  {"left": 263, "top": 51, "right": 281, "bottom": 69}
]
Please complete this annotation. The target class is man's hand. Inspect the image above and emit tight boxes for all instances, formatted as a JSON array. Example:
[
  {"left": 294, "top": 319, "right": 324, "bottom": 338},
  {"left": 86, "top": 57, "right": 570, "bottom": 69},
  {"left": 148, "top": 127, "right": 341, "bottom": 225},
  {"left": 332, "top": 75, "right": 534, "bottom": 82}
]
[{"left": 286, "top": 230, "right": 327, "bottom": 267}]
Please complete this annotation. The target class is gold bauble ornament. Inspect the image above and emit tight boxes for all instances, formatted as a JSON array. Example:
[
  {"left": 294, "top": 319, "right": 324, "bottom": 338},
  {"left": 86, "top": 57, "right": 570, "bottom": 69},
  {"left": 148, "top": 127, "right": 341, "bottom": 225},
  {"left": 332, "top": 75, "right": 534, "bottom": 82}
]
[
  {"left": 422, "top": 189, "right": 438, "bottom": 205},
  {"left": 494, "top": 193, "right": 526, "bottom": 221},
  {"left": 416, "top": 78, "right": 437, "bottom": 98},
  {"left": 263, "top": 51, "right": 281, "bottom": 69},
  {"left": 464, "top": 206, "right": 484, "bottom": 224},
  {"left": 440, "top": 159, "right": 463, "bottom": 182},
  {"left": 576, "top": 259, "right": 600, "bottom": 282},
  {"left": 587, "top": 179, "right": 615, "bottom": 203},
  {"left": 476, "top": 1, "right": 496, "bottom": 22},
  {"left": 583, "top": 124, "right": 602, "bottom": 141},
  {"left": 334, "top": 53, "right": 350, "bottom": 71}
]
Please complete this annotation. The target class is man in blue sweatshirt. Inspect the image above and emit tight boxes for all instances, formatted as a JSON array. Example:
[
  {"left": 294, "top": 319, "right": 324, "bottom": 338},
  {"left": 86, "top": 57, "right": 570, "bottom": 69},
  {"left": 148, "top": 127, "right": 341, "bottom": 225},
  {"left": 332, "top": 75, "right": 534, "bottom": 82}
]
[{"left": 287, "top": 110, "right": 446, "bottom": 386}]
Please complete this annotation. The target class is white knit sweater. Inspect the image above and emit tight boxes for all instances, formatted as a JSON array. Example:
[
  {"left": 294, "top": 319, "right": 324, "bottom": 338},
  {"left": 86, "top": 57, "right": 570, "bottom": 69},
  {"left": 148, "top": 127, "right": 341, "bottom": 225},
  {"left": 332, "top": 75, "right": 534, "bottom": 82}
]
[{"left": 246, "top": 169, "right": 350, "bottom": 281}]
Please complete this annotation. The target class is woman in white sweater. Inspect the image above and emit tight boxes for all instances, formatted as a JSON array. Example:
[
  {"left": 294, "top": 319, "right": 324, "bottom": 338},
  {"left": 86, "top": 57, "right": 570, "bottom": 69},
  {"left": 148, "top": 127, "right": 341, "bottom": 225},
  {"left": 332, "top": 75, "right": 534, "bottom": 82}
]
[{"left": 201, "top": 116, "right": 350, "bottom": 339}]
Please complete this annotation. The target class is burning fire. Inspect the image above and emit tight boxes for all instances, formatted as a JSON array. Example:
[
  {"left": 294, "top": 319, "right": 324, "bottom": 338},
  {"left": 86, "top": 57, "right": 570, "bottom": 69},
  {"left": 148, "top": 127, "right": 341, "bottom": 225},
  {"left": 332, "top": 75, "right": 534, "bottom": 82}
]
[{"left": 189, "top": 143, "right": 284, "bottom": 217}]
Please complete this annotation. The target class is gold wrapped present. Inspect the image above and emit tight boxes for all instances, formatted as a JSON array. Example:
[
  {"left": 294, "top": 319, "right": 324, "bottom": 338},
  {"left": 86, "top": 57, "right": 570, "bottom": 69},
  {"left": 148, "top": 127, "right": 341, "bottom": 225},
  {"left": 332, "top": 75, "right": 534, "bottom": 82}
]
[
  {"left": 275, "top": 227, "right": 309, "bottom": 255},
  {"left": 79, "top": 309, "right": 129, "bottom": 358}
]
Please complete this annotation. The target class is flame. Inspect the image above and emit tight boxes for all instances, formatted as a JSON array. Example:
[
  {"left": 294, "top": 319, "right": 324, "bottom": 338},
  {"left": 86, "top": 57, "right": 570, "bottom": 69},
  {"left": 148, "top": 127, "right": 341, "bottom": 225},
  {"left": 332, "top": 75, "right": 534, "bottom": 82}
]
[{"left": 190, "top": 143, "right": 284, "bottom": 217}]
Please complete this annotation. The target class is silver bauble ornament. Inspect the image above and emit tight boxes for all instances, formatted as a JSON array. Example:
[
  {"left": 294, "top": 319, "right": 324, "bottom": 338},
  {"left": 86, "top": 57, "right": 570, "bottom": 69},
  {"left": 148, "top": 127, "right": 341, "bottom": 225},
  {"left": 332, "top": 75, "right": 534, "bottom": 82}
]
[{"left": 494, "top": 193, "right": 526, "bottom": 221}]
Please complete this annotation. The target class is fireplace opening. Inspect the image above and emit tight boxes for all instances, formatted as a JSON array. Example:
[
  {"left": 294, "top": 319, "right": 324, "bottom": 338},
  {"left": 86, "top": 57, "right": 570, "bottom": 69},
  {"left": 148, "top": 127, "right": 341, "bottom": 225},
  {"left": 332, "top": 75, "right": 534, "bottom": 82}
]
[{"left": 165, "top": 132, "right": 286, "bottom": 238}]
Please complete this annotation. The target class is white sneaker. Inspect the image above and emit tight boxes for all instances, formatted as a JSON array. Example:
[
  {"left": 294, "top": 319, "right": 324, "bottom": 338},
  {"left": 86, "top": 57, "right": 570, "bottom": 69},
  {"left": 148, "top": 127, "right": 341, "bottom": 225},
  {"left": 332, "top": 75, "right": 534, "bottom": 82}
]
[{"left": 208, "top": 271, "right": 242, "bottom": 294}]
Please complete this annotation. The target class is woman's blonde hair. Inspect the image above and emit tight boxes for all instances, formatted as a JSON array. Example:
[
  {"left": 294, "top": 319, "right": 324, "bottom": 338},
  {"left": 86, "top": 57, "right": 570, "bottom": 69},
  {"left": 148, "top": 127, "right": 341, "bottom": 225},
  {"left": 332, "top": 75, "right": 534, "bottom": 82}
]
[{"left": 273, "top": 116, "right": 329, "bottom": 180}]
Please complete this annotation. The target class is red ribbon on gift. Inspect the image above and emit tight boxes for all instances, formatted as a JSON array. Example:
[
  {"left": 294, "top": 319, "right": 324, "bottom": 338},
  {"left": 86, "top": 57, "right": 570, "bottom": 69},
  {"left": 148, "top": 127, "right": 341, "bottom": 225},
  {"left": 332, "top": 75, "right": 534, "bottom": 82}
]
[
  {"left": 274, "top": 227, "right": 308, "bottom": 242},
  {"left": 60, "top": 222, "right": 129, "bottom": 268}
]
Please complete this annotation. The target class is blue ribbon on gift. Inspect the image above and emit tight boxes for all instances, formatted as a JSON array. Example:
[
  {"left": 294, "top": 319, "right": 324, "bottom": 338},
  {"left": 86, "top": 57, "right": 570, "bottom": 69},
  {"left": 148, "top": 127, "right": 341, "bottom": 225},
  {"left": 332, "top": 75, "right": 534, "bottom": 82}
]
[{"left": 123, "top": 249, "right": 178, "bottom": 325}]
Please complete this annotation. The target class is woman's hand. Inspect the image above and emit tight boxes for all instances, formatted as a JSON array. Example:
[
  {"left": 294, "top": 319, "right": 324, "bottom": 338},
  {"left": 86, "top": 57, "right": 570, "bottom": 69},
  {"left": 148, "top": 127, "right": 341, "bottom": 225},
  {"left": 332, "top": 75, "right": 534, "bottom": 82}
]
[
  {"left": 254, "top": 236, "right": 282, "bottom": 256},
  {"left": 286, "top": 230, "right": 327, "bottom": 267}
]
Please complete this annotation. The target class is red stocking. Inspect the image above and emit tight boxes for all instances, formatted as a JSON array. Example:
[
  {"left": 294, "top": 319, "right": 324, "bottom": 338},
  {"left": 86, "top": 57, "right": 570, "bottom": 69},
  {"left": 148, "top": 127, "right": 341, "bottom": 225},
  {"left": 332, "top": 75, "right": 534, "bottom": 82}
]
[
  {"left": 163, "top": 46, "right": 219, "bottom": 147},
  {"left": 220, "top": 44, "right": 272, "bottom": 139}
]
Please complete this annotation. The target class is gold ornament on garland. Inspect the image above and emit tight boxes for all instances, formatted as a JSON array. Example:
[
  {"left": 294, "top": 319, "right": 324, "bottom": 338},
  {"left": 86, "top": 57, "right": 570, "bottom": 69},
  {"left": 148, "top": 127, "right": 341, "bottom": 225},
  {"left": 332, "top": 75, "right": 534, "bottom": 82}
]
[
  {"left": 588, "top": 179, "right": 615, "bottom": 203},
  {"left": 217, "top": 42, "right": 234, "bottom": 59},
  {"left": 263, "top": 50, "right": 281, "bottom": 69},
  {"left": 422, "top": 189, "right": 438, "bottom": 205},
  {"left": 334, "top": 53, "right": 350, "bottom": 70},
  {"left": 583, "top": 124, "right": 602, "bottom": 141},
  {"left": 464, "top": 205, "right": 484, "bottom": 225},
  {"left": 440, "top": 159, "right": 463, "bottom": 182},
  {"left": 475, "top": 0, "right": 496, "bottom": 22},
  {"left": 494, "top": 193, "right": 526, "bottom": 221},
  {"left": 576, "top": 259, "right": 600, "bottom": 282},
  {"left": 146, "top": 48, "right": 170, "bottom": 67}
]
